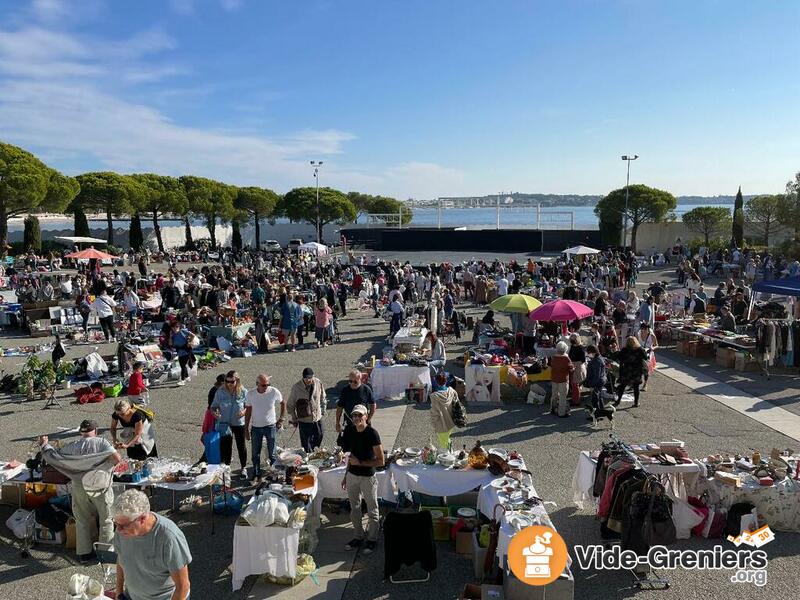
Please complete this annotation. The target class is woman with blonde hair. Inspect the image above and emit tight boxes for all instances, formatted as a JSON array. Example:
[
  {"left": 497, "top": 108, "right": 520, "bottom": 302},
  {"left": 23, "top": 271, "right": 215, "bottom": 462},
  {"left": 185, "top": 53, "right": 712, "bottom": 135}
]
[
  {"left": 211, "top": 370, "right": 249, "bottom": 475},
  {"left": 612, "top": 336, "right": 648, "bottom": 408},
  {"left": 110, "top": 398, "right": 157, "bottom": 460},
  {"left": 429, "top": 372, "right": 457, "bottom": 450}
]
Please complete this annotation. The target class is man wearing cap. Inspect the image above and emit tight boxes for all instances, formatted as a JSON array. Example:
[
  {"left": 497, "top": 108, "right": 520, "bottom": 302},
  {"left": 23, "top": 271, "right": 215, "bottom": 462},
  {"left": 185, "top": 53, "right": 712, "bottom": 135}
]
[
  {"left": 287, "top": 367, "right": 326, "bottom": 452},
  {"left": 340, "top": 404, "right": 384, "bottom": 554},
  {"left": 38, "top": 420, "right": 122, "bottom": 563}
]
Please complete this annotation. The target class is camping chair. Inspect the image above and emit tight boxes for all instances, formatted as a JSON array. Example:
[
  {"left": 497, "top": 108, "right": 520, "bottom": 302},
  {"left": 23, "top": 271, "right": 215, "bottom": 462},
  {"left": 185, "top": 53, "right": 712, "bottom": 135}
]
[{"left": 383, "top": 510, "right": 436, "bottom": 584}]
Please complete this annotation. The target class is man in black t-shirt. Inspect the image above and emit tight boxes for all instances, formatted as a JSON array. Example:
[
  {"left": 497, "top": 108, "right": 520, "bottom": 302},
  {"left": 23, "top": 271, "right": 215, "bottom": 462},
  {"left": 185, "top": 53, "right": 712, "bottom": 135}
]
[
  {"left": 336, "top": 370, "right": 376, "bottom": 432},
  {"left": 340, "top": 404, "right": 383, "bottom": 555}
]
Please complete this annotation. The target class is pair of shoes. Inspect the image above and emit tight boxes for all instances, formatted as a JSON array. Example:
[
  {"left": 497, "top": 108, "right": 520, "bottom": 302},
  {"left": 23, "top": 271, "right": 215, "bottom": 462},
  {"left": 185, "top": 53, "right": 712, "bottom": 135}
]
[
  {"left": 641, "top": 385, "right": 648, "bottom": 392},
  {"left": 363, "top": 540, "right": 377, "bottom": 554},
  {"left": 184, "top": 377, "right": 191, "bottom": 384},
  {"left": 345, "top": 538, "right": 363, "bottom": 551},
  {"left": 176, "top": 380, "right": 186, "bottom": 386},
  {"left": 291, "top": 347, "right": 297, "bottom": 352}
]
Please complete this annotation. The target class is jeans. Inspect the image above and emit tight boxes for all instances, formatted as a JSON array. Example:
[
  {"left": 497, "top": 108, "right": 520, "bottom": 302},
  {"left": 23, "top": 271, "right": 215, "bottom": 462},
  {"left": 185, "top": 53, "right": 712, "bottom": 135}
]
[
  {"left": 251, "top": 424, "right": 277, "bottom": 477},
  {"left": 590, "top": 387, "right": 604, "bottom": 411},
  {"left": 345, "top": 472, "right": 379, "bottom": 542},
  {"left": 178, "top": 354, "right": 191, "bottom": 380},
  {"left": 298, "top": 420, "right": 323, "bottom": 453}
]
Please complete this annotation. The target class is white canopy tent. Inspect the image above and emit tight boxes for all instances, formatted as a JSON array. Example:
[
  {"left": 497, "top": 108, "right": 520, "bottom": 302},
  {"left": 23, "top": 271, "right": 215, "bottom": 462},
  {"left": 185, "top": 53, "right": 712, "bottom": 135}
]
[
  {"left": 54, "top": 236, "right": 108, "bottom": 246},
  {"left": 563, "top": 245, "right": 600, "bottom": 257},
  {"left": 298, "top": 241, "right": 329, "bottom": 256}
]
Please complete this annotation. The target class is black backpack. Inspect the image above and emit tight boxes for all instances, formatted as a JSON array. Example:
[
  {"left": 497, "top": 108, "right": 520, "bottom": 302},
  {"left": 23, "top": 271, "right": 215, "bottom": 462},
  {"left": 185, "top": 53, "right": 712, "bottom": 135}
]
[
  {"left": 451, "top": 397, "right": 467, "bottom": 428},
  {"left": 35, "top": 503, "right": 70, "bottom": 532}
]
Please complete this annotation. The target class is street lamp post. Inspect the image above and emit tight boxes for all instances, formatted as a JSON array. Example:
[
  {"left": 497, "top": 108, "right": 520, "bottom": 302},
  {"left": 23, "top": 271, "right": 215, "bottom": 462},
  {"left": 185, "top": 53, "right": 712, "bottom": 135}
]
[
  {"left": 311, "top": 161, "right": 323, "bottom": 243},
  {"left": 621, "top": 155, "right": 639, "bottom": 249}
]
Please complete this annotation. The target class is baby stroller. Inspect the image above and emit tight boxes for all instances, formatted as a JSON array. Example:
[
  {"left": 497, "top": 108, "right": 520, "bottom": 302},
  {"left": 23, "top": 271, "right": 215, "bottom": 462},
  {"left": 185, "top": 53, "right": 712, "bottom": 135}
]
[{"left": 330, "top": 312, "right": 342, "bottom": 344}]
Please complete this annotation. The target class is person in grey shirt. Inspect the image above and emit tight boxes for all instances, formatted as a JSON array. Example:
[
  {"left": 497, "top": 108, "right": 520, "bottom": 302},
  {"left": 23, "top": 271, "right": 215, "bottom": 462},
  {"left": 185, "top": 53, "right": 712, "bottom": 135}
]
[{"left": 112, "top": 489, "right": 191, "bottom": 600}]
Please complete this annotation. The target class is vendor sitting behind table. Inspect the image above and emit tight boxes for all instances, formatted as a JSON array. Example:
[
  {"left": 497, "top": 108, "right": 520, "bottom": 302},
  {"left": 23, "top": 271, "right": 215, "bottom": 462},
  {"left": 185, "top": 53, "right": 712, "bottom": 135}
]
[
  {"left": 718, "top": 304, "right": 737, "bottom": 332},
  {"left": 422, "top": 331, "right": 447, "bottom": 379}
]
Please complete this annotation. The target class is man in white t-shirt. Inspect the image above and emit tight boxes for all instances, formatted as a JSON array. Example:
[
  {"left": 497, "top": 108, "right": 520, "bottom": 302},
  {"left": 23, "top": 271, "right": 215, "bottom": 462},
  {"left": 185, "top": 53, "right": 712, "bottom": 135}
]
[
  {"left": 496, "top": 276, "right": 509, "bottom": 296},
  {"left": 244, "top": 373, "right": 285, "bottom": 482}
]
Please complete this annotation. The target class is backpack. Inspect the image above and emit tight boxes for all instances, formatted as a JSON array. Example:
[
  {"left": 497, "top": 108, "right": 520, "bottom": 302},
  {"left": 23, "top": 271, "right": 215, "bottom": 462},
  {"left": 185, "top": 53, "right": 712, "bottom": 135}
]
[
  {"left": 451, "top": 397, "right": 467, "bottom": 428},
  {"left": 133, "top": 404, "right": 155, "bottom": 421}
]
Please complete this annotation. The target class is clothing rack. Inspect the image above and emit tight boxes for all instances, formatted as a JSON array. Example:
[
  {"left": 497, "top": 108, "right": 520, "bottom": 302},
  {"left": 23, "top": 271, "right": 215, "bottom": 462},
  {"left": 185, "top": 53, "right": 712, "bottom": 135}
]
[
  {"left": 602, "top": 434, "right": 671, "bottom": 591},
  {"left": 754, "top": 318, "right": 798, "bottom": 377}
]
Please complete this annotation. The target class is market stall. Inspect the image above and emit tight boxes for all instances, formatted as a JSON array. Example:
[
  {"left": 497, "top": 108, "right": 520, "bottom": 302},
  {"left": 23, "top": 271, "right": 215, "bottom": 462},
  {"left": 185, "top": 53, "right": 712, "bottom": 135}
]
[
  {"left": 392, "top": 324, "right": 428, "bottom": 349},
  {"left": 368, "top": 363, "right": 431, "bottom": 399}
]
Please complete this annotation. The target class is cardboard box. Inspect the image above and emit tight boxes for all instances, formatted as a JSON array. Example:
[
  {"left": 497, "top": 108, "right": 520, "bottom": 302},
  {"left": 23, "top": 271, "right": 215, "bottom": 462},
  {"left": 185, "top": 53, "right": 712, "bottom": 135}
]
[
  {"left": 735, "top": 354, "right": 761, "bottom": 372},
  {"left": 34, "top": 523, "right": 65, "bottom": 545},
  {"left": 716, "top": 347, "right": 736, "bottom": 369},
  {"left": 690, "top": 342, "right": 714, "bottom": 358},
  {"left": 461, "top": 584, "right": 505, "bottom": 600},
  {"left": 456, "top": 530, "right": 474, "bottom": 555},
  {"left": 1, "top": 483, "right": 23, "bottom": 507}
]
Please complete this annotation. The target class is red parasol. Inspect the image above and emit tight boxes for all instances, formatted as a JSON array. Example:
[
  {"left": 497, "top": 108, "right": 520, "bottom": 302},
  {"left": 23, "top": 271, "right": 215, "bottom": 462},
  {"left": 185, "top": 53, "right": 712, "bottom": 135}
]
[
  {"left": 64, "top": 248, "right": 118, "bottom": 260},
  {"left": 528, "top": 299, "right": 593, "bottom": 322}
]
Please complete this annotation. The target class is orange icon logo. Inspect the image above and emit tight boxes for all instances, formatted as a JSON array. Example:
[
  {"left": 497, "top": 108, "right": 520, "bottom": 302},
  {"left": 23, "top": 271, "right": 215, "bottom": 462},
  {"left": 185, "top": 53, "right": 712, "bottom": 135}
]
[{"left": 508, "top": 525, "right": 569, "bottom": 586}]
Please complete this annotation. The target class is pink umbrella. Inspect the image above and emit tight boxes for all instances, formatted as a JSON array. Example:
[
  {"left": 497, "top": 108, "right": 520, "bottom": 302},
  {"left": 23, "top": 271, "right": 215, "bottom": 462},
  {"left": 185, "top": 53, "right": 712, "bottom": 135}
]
[{"left": 528, "top": 299, "right": 593, "bottom": 322}]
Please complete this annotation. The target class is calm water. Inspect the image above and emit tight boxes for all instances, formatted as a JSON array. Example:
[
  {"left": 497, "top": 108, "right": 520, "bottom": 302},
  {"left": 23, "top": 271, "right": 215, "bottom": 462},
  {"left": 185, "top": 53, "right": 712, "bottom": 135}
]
[{"left": 11, "top": 203, "right": 723, "bottom": 232}]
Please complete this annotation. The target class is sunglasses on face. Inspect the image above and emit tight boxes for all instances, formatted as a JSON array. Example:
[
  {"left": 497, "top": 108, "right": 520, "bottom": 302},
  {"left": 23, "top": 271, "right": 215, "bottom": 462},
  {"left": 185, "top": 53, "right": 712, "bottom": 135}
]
[
  {"left": 352, "top": 413, "right": 366, "bottom": 420},
  {"left": 115, "top": 515, "right": 143, "bottom": 531}
]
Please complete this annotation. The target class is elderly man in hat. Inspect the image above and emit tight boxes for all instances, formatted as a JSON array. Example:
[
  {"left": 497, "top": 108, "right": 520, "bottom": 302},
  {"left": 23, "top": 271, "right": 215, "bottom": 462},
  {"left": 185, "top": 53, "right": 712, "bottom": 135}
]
[
  {"left": 38, "top": 419, "right": 122, "bottom": 563},
  {"left": 287, "top": 367, "right": 326, "bottom": 452}
]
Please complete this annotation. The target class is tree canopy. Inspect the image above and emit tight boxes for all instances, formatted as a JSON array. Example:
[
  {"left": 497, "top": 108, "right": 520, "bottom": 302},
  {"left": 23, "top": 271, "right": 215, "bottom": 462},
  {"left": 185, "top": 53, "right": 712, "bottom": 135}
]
[
  {"left": 130, "top": 173, "right": 187, "bottom": 252},
  {"left": 732, "top": 186, "right": 744, "bottom": 247},
  {"left": 279, "top": 187, "right": 356, "bottom": 242},
  {"left": 179, "top": 176, "right": 236, "bottom": 248},
  {"left": 346, "top": 192, "right": 413, "bottom": 225},
  {"left": 682, "top": 206, "right": 732, "bottom": 246},
  {"left": 234, "top": 186, "right": 279, "bottom": 248},
  {"left": 0, "top": 142, "right": 79, "bottom": 251},
  {"left": 781, "top": 171, "right": 800, "bottom": 240},
  {"left": 594, "top": 184, "right": 677, "bottom": 251},
  {"left": 75, "top": 172, "right": 140, "bottom": 244},
  {"left": 746, "top": 195, "right": 784, "bottom": 246}
]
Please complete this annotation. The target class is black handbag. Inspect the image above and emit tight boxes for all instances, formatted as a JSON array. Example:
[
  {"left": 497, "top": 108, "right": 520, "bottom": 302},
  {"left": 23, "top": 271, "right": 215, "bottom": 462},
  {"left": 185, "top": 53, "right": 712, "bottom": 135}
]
[{"left": 622, "top": 481, "right": 675, "bottom": 555}]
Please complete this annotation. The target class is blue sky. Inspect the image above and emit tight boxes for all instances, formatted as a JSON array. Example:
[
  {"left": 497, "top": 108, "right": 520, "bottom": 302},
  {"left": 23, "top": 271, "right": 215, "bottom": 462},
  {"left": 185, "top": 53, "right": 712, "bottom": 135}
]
[{"left": 0, "top": 0, "right": 798, "bottom": 199}]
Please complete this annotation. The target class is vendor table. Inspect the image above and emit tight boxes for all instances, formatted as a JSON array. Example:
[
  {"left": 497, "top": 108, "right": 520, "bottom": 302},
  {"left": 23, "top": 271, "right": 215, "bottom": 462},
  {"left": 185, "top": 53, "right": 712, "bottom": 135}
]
[
  {"left": 392, "top": 325, "right": 428, "bottom": 349},
  {"left": 369, "top": 364, "right": 431, "bottom": 399},
  {"left": 389, "top": 462, "right": 494, "bottom": 497},
  {"left": 696, "top": 470, "right": 800, "bottom": 533},
  {"left": 571, "top": 450, "right": 702, "bottom": 510},
  {"left": 311, "top": 464, "right": 395, "bottom": 515},
  {"left": 231, "top": 476, "right": 319, "bottom": 590},
  {"left": 209, "top": 323, "right": 253, "bottom": 341}
]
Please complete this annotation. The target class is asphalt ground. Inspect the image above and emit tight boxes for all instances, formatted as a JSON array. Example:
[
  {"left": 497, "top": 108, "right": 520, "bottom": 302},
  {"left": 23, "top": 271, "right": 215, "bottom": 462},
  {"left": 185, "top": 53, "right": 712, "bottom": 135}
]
[{"left": 0, "top": 260, "right": 797, "bottom": 600}]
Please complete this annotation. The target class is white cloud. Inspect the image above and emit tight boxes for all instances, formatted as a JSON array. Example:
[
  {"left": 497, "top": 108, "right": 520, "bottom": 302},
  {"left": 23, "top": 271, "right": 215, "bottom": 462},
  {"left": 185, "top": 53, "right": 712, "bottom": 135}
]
[{"left": 31, "top": 0, "right": 69, "bottom": 22}]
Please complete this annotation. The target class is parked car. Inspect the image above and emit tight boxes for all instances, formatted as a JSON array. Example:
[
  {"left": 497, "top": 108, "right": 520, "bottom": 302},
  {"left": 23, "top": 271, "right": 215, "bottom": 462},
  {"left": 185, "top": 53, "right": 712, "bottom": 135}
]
[
  {"left": 261, "top": 240, "right": 282, "bottom": 253},
  {"left": 287, "top": 239, "right": 303, "bottom": 253}
]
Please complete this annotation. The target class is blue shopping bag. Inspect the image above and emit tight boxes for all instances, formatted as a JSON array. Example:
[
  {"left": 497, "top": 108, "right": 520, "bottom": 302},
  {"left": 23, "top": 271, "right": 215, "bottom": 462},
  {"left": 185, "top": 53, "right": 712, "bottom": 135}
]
[{"left": 202, "top": 431, "right": 221, "bottom": 465}]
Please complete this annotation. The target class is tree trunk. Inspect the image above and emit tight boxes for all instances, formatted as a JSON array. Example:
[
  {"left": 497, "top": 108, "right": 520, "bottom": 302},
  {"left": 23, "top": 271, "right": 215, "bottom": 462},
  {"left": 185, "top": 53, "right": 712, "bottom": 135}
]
[
  {"left": 630, "top": 223, "right": 639, "bottom": 252},
  {"left": 208, "top": 217, "right": 216, "bottom": 248},
  {"left": 764, "top": 221, "right": 770, "bottom": 247},
  {"left": 106, "top": 208, "right": 114, "bottom": 245},
  {"left": 254, "top": 211, "right": 261, "bottom": 248},
  {"left": 184, "top": 216, "right": 194, "bottom": 249},
  {"left": 232, "top": 221, "right": 242, "bottom": 250},
  {"left": 704, "top": 230, "right": 709, "bottom": 247},
  {"left": 153, "top": 213, "right": 164, "bottom": 253}
]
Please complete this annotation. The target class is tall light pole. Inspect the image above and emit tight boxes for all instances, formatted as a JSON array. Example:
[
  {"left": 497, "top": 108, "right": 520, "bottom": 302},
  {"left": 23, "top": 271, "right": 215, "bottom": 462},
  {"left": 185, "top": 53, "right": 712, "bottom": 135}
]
[
  {"left": 311, "top": 161, "right": 323, "bottom": 243},
  {"left": 621, "top": 155, "right": 638, "bottom": 249}
]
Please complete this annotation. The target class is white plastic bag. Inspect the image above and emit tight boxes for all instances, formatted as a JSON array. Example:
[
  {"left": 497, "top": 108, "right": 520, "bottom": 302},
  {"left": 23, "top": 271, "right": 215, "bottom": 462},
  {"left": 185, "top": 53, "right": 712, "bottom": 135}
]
[
  {"left": 242, "top": 494, "right": 278, "bottom": 527},
  {"left": 273, "top": 500, "right": 290, "bottom": 526},
  {"left": 84, "top": 352, "right": 108, "bottom": 379},
  {"left": 5, "top": 508, "right": 32, "bottom": 539}
]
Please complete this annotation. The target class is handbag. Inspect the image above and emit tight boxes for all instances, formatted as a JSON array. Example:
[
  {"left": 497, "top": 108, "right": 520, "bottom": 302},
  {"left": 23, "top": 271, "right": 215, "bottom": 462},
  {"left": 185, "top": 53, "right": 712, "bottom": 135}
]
[
  {"left": 42, "top": 464, "right": 70, "bottom": 485},
  {"left": 622, "top": 482, "right": 675, "bottom": 555}
]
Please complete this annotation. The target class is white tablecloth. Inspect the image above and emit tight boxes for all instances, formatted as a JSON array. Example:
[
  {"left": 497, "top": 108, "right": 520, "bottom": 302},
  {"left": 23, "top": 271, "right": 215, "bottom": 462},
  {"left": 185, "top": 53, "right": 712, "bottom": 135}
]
[
  {"left": 312, "top": 465, "right": 395, "bottom": 515},
  {"left": 232, "top": 525, "right": 300, "bottom": 590},
  {"left": 136, "top": 464, "right": 227, "bottom": 491},
  {"left": 464, "top": 364, "right": 501, "bottom": 402},
  {"left": 389, "top": 462, "right": 494, "bottom": 497},
  {"left": 0, "top": 461, "right": 25, "bottom": 484},
  {"left": 369, "top": 364, "right": 431, "bottom": 399},
  {"left": 477, "top": 477, "right": 556, "bottom": 564},
  {"left": 231, "top": 475, "right": 319, "bottom": 590},
  {"left": 393, "top": 326, "right": 428, "bottom": 348}
]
